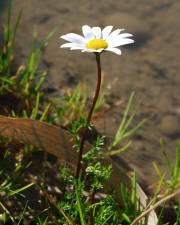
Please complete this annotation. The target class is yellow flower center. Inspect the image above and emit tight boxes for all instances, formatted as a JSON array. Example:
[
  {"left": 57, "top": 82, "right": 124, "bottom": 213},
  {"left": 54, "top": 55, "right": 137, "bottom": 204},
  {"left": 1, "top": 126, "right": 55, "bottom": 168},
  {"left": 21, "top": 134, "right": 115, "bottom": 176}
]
[{"left": 86, "top": 39, "right": 108, "bottom": 50}]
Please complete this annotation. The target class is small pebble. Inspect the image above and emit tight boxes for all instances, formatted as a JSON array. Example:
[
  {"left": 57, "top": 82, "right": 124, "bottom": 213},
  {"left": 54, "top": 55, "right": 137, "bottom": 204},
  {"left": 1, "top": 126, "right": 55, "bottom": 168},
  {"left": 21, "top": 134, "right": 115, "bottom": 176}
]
[
  {"left": 54, "top": 186, "right": 62, "bottom": 194},
  {"left": 47, "top": 185, "right": 52, "bottom": 192}
]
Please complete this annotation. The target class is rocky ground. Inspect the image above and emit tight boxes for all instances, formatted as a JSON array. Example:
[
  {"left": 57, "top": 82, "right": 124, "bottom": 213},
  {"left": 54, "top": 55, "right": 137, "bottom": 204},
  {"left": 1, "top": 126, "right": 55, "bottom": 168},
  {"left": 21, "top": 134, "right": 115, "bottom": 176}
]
[{"left": 0, "top": 0, "right": 180, "bottom": 188}]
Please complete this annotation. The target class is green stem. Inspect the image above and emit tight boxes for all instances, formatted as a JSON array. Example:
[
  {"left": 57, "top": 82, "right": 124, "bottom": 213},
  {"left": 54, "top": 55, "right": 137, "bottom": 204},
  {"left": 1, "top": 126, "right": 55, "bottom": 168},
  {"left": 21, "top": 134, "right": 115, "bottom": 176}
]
[{"left": 75, "top": 53, "right": 102, "bottom": 179}]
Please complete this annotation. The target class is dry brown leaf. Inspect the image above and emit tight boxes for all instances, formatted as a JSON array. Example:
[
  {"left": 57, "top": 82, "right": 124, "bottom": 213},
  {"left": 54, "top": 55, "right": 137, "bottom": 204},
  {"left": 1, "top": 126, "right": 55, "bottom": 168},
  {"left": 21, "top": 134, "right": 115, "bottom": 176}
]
[{"left": 0, "top": 115, "right": 78, "bottom": 165}]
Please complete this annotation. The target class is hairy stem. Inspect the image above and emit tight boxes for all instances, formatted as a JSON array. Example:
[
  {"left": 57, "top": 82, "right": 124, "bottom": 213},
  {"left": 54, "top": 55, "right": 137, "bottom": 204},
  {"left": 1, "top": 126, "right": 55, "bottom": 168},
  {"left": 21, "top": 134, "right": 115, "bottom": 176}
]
[{"left": 75, "top": 53, "right": 102, "bottom": 179}]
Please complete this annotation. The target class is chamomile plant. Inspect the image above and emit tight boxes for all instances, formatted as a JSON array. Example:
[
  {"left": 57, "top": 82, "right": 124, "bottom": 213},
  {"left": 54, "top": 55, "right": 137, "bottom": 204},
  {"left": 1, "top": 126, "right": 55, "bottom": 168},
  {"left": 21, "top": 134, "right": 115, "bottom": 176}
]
[{"left": 60, "top": 25, "right": 134, "bottom": 179}]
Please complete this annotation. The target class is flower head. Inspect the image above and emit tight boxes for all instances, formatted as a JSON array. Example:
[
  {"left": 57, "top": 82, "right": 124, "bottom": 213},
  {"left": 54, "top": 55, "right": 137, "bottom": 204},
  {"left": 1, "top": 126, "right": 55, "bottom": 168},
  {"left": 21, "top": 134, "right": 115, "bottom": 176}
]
[{"left": 60, "top": 25, "right": 134, "bottom": 55}]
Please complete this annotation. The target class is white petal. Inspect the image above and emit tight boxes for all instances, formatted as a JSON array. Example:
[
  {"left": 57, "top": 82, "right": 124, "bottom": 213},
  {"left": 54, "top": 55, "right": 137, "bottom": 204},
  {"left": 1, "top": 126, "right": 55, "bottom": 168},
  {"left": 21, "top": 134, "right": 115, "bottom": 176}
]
[
  {"left": 108, "top": 37, "right": 134, "bottom": 48},
  {"left": 81, "top": 48, "right": 94, "bottom": 53},
  {"left": 82, "top": 25, "right": 94, "bottom": 40},
  {"left": 118, "top": 33, "right": 133, "bottom": 38},
  {"left": 70, "top": 46, "right": 86, "bottom": 50},
  {"left": 102, "top": 26, "right": 113, "bottom": 39},
  {"left": 92, "top": 27, "right": 101, "bottom": 39},
  {"left": 61, "top": 33, "right": 85, "bottom": 44},
  {"left": 106, "top": 29, "right": 125, "bottom": 41},
  {"left": 60, "top": 43, "right": 83, "bottom": 48},
  {"left": 105, "top": 47, "right": 122, "bottom": 55},
  {"left": 82, "top": 47, "right": 104, "bottom": 53},
  {"left": 94, "top": 48, "right": 104, "bottom": 53}
]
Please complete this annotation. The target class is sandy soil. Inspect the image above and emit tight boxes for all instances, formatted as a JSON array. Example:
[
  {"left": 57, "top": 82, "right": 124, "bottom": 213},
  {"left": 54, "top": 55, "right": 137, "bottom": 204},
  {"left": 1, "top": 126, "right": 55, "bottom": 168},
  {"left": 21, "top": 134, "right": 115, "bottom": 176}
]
[{"left": 0, "top": 0, "right": 180, "bottom": 187}]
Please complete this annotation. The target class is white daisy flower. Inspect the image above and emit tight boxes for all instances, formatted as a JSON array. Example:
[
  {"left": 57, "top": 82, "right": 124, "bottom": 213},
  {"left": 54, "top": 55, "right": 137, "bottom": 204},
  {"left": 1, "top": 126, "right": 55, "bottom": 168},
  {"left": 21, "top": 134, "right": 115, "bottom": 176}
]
[{"left": 60, "top": 25, "right": 134, "bottom": 55}]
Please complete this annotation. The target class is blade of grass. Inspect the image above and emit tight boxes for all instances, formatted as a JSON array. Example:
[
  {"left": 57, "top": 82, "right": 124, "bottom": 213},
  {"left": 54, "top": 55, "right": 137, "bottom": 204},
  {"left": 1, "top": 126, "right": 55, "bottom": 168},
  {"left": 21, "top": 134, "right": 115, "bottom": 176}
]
[
  {"left": 75, "top": 181, "right": 86, "bottom": 225},
  {"left": 0, "top": 201, "right": 15, "bottom": 223},
  {"left": 106, "top": 141, "right": 132, "bottom": 156},
  {"left": 8, "top": 182, "right": 34, "bottom": 197},
  {"left": 113, "top": 92, "right": 135, "bottom": 145},
  {"left": 11, "top": 10, "right": 23, "bottom": 46},
  {"left": 31, "top": 92, "right": 40, "bottom": 119},
  {"left": 17, "top": 201, "right": 28, "bottom": 225}
]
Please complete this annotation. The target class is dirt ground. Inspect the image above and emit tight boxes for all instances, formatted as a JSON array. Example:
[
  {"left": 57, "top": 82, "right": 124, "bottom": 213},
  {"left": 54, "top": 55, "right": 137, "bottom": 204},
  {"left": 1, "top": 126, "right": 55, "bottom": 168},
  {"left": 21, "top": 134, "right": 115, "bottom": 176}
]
[{"left": 0, "top": 0, "right": 180, "bottom": 188}]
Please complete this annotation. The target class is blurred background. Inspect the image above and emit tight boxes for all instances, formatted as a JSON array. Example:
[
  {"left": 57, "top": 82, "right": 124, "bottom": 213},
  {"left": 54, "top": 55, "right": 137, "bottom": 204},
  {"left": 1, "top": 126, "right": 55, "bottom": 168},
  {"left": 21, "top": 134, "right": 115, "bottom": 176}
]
[{"left": 0, "top": 0, "right": 180, "bottom": 188}]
